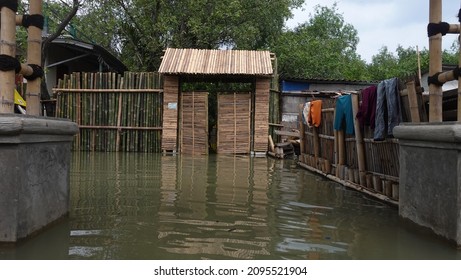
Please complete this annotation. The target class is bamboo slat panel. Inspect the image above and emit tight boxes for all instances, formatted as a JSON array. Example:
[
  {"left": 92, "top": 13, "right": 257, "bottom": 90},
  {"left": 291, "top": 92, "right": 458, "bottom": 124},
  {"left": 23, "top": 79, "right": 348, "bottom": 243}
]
[
  {"left": 159, "top": 48, "right": 273, "bottom": 76},
  {"left": 217, "top": 92, "right": 251, "bottom": 154},
  {"left": 181, "top": 91, "right": 208, "bottom": 155},
  {"left": 364, "top": 139, "right": 399, "bottom": 177},
  {"left": 162, "top": 75, "right": 179, "bottom": 151},
  {"left": 55, "top": 72, "right": 163, "bottom": 152},
  {"left": 254, "top": 78, "right": 270, "bottom": 152}
]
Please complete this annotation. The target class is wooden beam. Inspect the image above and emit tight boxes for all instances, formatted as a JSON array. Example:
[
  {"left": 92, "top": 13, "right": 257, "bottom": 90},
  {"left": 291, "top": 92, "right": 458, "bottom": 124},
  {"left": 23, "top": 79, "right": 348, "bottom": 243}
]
[{"left": 274, "top": 129, "right": 300, "bottom": 137}]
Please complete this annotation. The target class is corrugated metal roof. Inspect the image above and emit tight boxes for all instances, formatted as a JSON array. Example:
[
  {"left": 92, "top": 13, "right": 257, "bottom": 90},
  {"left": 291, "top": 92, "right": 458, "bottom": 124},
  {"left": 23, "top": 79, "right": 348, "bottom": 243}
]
[{"left": 158, "top": 48, "right": 273, "bottom": 76}]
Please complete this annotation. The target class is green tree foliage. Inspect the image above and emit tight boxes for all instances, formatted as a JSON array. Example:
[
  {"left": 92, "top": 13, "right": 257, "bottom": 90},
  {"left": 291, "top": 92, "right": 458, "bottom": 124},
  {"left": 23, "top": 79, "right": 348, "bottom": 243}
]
[
  {"left": 62, "top": 0, "right": 304, "bottom": 71},
  {"left": 40, "top": 1, "right": 460, "bottom": 81},
  {"left": 272, "top": 4, "right": 368, "bottom": 80},
  {"left": 367, "top": 44, "right": 459, "bottom": 81}
]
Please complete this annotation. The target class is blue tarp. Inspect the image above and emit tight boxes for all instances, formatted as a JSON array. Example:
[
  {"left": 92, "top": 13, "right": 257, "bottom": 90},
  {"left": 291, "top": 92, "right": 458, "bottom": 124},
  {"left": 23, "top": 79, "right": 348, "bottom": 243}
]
[{"left": 281, "top": 80, "right": 310, "bottom": 92}]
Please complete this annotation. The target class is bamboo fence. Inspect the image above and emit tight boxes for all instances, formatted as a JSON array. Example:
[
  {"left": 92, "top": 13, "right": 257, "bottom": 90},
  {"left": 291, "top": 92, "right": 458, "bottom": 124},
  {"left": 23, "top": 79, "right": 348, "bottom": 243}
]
[
  {"left": 297, "top": 82, "right": 423, "bottom": 205},
  {"left": 54, "top": 72, "right": 163, "bottom": 152}
]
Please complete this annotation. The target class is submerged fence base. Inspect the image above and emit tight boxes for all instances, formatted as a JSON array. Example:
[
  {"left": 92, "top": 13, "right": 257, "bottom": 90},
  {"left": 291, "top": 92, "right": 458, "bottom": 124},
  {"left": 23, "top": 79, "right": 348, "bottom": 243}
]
[
  {"left": 0, "top": 115, "right": 78, "bottom": 242},
  {"left": 395, "top": 122, "right": 461, "bottom": 247}
]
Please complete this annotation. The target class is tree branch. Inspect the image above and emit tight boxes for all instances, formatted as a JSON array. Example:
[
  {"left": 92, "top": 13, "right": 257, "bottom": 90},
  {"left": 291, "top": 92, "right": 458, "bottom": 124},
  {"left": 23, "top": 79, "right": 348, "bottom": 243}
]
[{"left": 41, "top": 0, "right": 80, "bottom": 60}]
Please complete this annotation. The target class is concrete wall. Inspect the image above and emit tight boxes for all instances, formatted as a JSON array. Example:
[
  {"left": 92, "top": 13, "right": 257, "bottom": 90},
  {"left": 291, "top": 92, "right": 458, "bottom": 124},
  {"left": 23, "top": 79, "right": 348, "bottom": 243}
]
[
  {"left": 394, "top": 123, "right": 461, "bottom": 246},
  {"left": 0, "top": 115, "right": 78, "bottom": 242}
]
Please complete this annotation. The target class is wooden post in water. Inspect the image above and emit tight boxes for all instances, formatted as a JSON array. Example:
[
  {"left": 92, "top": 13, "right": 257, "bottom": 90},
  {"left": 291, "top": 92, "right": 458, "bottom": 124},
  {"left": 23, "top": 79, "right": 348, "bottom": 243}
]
[
  {"left": 428, "top": 0, "right": 443, "bottom": 122},
  {"left": 351, "top": 93, "right": 367, "bottom": 186},
  {"left": 0, "top": 3, "right": 17, "bottom": 113}
]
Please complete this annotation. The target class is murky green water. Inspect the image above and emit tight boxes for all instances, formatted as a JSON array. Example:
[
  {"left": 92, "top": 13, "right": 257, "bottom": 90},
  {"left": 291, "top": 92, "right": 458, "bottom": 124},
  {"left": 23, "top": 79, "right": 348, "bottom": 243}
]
[{"left": 1, "top": 152, "right": 460, "bottom": 260}]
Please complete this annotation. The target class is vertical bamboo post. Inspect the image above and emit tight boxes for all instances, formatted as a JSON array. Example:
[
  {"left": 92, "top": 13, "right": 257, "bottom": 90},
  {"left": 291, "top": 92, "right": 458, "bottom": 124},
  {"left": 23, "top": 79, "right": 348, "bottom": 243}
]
[
  {"left": 417, "top": 45, "right": 422, "bottom": 83},
  {"left": 298, "top": 103, "right": 305, "bottom": 155},
  {"left": 337, "top": 130, "right": 345, "bottom": 177},
  {"left": 313, "top": 127, "right": 320, "bottom": 167},
  {"left": 334, "top": 108, "right": 339, "bottom": 177},
  {"left": 406, "top": 81, "right": 421, "bottom": 123},
  {"left": 25, "top": 0, "right": 42, "bottom": 115},
  {"left": 351, "top": 93, "right": 367, "bottom": 186},
  {"left": 428, "top": 0, "right": 443, "bottom": 122},
  {"left": 458, "top": 5, "right": 461, "bottom": 121},
  {"left": 0, "top": 3, "right": 17, "bottom": 113},
  {"left": 116, "top": 90, "right": 123, "bottom": 152}
]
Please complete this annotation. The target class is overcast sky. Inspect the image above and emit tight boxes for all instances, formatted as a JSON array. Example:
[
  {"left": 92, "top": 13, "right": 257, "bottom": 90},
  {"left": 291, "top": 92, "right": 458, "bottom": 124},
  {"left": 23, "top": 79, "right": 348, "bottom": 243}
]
[{"left": 285, "top": 0, "right": 459, "bottom": 63}]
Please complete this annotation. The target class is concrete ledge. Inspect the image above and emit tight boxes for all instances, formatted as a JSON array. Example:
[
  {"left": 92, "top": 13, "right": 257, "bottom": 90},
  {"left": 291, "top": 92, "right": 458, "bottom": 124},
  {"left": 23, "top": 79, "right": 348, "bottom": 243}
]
[
  {"left": 0, "top": 114, "right": 79, "bottom": 136},
  {"left": 0, "top": 114, "right": 77, "bottom": 242},
  {"left": 394, "top": 122, "right": 461, "bottom": 143},
  {"left": 394, "top": 122, "right": 461, "bottom": 247}
]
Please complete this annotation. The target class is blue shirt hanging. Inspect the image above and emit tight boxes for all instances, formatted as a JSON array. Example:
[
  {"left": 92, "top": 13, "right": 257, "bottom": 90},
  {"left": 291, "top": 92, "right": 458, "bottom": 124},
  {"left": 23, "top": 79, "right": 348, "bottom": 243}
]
[{"left": 333, "top": 94, "right": 355, "bottom": 135}]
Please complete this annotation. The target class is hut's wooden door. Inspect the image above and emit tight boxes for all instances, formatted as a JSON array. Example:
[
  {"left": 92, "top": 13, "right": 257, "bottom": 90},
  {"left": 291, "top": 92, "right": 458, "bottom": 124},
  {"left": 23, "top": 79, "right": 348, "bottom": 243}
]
[
  {"left": 217, "top": 92, "right": 251, "bottom": 154},
  {"left": 180, "top": 91, "right": 209, "bottom": 155}
]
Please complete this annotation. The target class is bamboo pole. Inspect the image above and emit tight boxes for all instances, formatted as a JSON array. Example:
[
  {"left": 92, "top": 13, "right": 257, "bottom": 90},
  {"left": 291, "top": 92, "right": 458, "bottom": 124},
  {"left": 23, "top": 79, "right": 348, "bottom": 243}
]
[
  {"left": 298, "top": 103, "right": 305, "bottom": 155},
  {"left": 428, "top": 0, "right": 443, "bottom": 122},
  {"left": 351, "top": 94, "right": 367, "bottom": 187},
  {"left": 25, "top": 0, "right": 42, "bottom": 115},
  {"left": 0, "top": 4, "right": 17, "bottom": 113},
  {"left": 313, "top": 126, "right": 320, "bottom": 166},
  {"left": 417, "top": 45, "right": 422, "bottom": 83},
  {"left": 338, "top": 130, "right": 345, "bottom": 168},
  {"left": 458, "top": 4, "right": 461, "bottom": 121},
  {"left": 334, "top": 108, "right": 339, "bottom": 177},
  {"left": 406, "top": 81, "right": 421, "bottom": 123}
]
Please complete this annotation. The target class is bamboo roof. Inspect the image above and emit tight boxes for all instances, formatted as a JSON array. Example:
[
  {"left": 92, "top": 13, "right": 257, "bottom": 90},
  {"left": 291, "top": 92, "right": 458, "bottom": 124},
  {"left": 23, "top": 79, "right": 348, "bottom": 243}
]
[{"left": 158, "top": 48, "right": 273, "bottom": 76}]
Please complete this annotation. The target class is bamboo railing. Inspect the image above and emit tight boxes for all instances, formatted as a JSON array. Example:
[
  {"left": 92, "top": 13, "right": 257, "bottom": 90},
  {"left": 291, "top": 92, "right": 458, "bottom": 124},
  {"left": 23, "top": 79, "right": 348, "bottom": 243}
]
[{"left": 54, "top": 72, "right": 163, "bottom": 152}]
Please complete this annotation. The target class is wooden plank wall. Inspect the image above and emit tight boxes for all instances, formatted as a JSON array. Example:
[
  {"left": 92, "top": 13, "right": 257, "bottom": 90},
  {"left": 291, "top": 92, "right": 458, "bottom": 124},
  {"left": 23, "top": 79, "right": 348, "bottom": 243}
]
[
  {"left": 162, "top": 75, "right": 179, "bottom": 152},
  {"left": 181, "top": 91, "right": 208, "bottom": 155},
  {"left": 254, "top": 78, "right": 270, "bottom": 152},
  {"left": 217, "top": 92, "right": 251, "bottom": 154}
]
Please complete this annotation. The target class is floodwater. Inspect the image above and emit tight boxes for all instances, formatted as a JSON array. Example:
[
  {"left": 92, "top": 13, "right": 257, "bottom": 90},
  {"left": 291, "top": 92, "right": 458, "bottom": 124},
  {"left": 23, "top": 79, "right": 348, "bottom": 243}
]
[{"left": 1, "top": 152, "right": 461, "bottom": 260}]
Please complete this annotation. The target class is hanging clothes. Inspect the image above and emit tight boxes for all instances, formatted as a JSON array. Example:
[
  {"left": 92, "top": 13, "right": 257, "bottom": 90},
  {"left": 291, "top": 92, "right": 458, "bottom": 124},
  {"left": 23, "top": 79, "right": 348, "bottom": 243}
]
[
  {"left": 334, "top": 94, "right": 354, "bottom": 135},
  {"left": 356, "top": 85, "right": 377, "bottom": 129},
  {"left": 302, "top": 102, "right": 312, "bottom": 127},
  {"left": 374, "top": 77, "right": 402, "bottom": 140},
  {"left": 309, "top": 99, "right": 322, "bottom": 127}
]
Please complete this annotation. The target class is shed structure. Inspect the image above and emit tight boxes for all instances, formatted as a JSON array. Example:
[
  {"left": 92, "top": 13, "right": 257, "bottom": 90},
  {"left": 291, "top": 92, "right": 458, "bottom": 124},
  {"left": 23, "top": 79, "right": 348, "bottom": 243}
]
[{"left": 158, "top": 48, "right": 273, "bottom": 155}]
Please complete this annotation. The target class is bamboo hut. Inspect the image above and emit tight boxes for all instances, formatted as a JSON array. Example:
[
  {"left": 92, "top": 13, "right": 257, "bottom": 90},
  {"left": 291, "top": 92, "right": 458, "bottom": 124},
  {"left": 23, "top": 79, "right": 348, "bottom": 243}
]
[{"left": 158, "top": 48, "right": 274, "bottom": 155}]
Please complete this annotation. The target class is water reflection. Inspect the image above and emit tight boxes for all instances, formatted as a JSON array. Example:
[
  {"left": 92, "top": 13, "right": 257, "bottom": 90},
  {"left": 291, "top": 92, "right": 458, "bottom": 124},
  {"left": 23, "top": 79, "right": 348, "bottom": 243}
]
[{"left": 0, "top": 152, "right": 460, "bottom": 260}]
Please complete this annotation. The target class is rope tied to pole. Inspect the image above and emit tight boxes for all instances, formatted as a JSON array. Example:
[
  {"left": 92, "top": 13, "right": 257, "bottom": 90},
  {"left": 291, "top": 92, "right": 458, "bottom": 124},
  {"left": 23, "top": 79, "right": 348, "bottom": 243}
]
[
  {"left": 427, "top": 67, "right": 461, "bottom": 86},
  {"left": 427, "top": 22, "right": 450, "bottom": 37},
  {"left": 21, "top": 14, "right": 45, "bottom": 29},
  {"left": 0, "top": 0, "right": 18, "bottom": 12},
  {"left": 0, "top": 54, "right": 21, "bottom": 73}
]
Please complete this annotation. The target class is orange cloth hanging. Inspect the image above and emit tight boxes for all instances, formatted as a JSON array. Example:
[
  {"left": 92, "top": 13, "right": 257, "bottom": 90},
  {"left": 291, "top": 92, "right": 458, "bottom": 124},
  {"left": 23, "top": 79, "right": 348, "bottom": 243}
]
[{"left": 308, "top": 100, "right": 322, "bottom": 127}]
